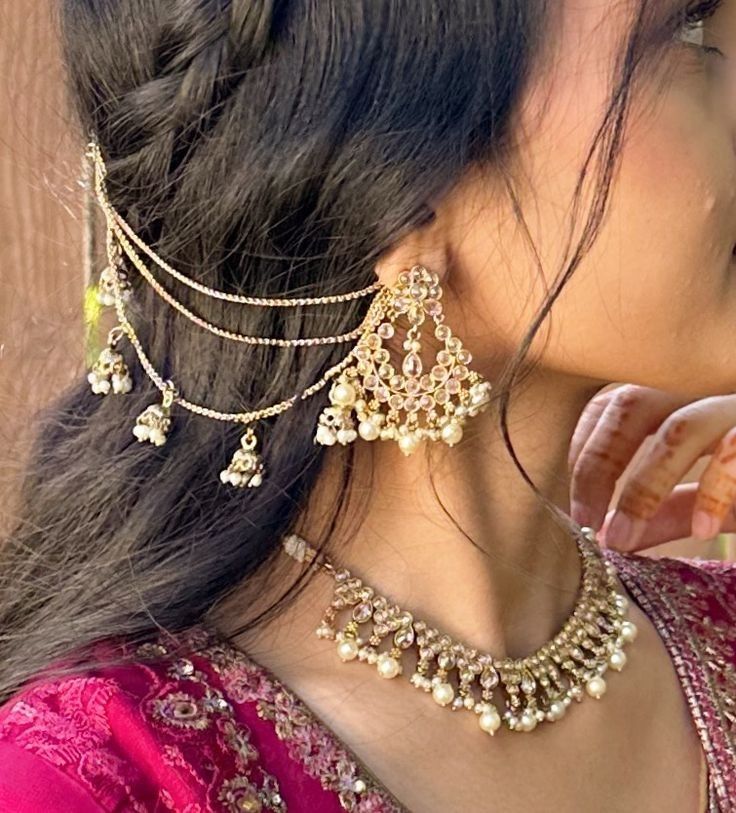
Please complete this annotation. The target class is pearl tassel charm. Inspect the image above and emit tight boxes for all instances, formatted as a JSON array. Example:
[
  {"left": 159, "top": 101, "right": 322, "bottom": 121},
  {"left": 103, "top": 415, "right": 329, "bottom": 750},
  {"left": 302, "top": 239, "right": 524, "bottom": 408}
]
[
  {"left": 97, "top": 251, "right": 132, "bottom": 307},
  {"left": 133, "top": 381, "right": 176, "bottom": 446},
  {"left": 283, "top": 526, "right": 638, "bottom": 737},
  {"left": 88, "top": 326, "right": 133, "bottom": 395},
  {"left": 219, "top": 427, "right": 265, "bottom": 488}
]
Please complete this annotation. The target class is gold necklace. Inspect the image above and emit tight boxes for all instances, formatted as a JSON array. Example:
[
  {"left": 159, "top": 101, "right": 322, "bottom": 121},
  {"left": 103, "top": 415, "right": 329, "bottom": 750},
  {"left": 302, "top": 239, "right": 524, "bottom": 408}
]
[{"left": 280, "top": 525, "right": 638, "bottom": 736}]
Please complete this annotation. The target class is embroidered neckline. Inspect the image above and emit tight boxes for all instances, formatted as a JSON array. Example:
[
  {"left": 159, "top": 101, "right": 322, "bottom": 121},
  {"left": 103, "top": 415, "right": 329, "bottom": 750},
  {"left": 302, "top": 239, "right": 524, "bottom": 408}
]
[
  {"left": 602, "top": 548, "right": 728, "bottom": 812},
  {"left": 166, "top": 626, "right": 408, "bottom": 812}
]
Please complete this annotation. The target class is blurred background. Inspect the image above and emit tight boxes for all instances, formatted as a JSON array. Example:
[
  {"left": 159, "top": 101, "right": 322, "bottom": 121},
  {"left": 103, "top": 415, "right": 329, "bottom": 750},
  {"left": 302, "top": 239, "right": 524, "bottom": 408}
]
[
  {"left": 1, "top": 1, "right": 733, "bottom": 560},
  {"left": 0, "top": 2, "right": 85, "bottom": 535}
]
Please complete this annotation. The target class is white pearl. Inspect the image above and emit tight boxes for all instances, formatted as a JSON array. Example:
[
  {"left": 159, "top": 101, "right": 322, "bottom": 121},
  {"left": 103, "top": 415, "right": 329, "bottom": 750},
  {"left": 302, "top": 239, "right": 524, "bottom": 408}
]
[
  {"left": 586, "top": 676, "right": 607, "bottom": 699},
  {"left": 219, "top": 470, "right": 230, "bottom": 484},
  {"left": 620, "top": 621, "right": 638, "bottom": 642},
  {"left": 440, "top": 422, "right": 463, "bottom": 446},
  {"left": 358, "top": 420, "right": 380, "bottom": 441},
  {"left": 376, "top": 653, "right": 401, "bottom": 679},
  {"left": 337, "top": 639, "right": 359, "bottom": 661},
  {"left": 133, "top": 424, "right": 150, "bottom": 441},
  {"left": 519, "top": 711, "right": 538, "bottom": 731},
  {"left": 112, "top": 374, "right": 132, "bottom": 394},
  {"left": 315, "top": 425, "right": 336, "bottom": 445},
  {"left": 398, "top": 433, "right": 421, "bottom": 455},
  {"left": 608, "top": 649, "right": 627, "bottom": 671},
  {"left": 336, "top": 428, "right": 357, "bottom": 444},
  {"left": 478, "top": 706, "right": 501, "bottom": 735},
  {"left": 150, "top": 429, "right": 166, "bottom": 446},
  {"left": 331, "top": 382, "right": 357, "bottom": 407},
  {"left": 431, "top": 682, "right": 454, "bottom": 707},
  {"left": 548, "top": 701, "right": 566, "bottom": 721},
  {"left": 249, "top": 473, "right": 263, "bottom": 488}
]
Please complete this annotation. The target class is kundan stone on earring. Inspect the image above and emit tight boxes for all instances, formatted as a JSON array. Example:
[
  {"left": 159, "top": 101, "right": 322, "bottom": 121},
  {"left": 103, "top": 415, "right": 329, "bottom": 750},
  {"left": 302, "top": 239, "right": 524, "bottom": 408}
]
[{"left": 314, "top": 264, "right": 492, "bottom": 454}]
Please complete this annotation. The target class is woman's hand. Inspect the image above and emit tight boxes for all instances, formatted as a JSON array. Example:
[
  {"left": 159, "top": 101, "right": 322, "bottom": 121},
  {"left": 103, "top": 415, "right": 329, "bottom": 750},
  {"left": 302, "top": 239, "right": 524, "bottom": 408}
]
[{"left": 568, "top": 385, "right": 736, "bottom": 552}]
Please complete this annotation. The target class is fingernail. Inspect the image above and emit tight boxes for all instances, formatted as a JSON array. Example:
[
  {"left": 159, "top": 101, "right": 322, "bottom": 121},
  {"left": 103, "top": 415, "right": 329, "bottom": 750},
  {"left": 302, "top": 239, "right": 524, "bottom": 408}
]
[
  {"left": 604, "top": 512, "right": 647, "bottom": 551},
  {"left": 692, "top": 510, "right": 719, "bottom": 540},
  {"left": 570, "top": 500, "right": 596, "bottom": 529}
]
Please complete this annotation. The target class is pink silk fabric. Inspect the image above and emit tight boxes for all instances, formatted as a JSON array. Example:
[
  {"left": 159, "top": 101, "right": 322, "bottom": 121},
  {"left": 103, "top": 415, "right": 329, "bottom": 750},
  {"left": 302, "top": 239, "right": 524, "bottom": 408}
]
[{"left": 0, "top": 548, "right": 736, "bottom": 812}]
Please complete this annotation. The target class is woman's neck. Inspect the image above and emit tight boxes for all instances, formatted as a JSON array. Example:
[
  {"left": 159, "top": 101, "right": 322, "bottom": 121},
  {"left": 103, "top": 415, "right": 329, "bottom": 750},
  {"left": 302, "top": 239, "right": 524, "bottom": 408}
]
[{"left": 222, "top": 369, "right": 608, "bottom": 668}]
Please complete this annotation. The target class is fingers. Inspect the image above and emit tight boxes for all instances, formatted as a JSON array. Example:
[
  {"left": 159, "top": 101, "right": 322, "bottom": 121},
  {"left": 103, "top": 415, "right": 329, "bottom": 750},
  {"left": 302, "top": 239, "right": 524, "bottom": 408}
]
[
  {"left": 600, "top": 395, "right": 736, "bottom": 550},
  {"left": 599, "top": 483, "right": 736, "bottom": 551},
  {"left": 691, "top": 426, "right": 736, "bottom": 539},
  {"left": 569, "top": 385, "right": 696, "bottom": 530},
  {"left": 567, "top": 388, "right": 617, "bottom": 474}
]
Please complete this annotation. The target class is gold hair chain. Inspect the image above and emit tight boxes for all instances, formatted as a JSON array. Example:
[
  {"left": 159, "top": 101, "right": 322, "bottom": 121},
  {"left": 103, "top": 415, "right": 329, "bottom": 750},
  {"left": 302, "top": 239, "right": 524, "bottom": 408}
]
[{"left": 83, "top": 136, "right": 493, "bottom": 488}]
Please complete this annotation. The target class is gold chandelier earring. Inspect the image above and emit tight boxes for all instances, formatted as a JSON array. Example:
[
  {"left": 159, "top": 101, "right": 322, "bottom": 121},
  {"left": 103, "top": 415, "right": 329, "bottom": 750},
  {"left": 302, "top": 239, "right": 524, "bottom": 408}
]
[{"left": 314, "top": 264, "right": 493, "bottom": 455}]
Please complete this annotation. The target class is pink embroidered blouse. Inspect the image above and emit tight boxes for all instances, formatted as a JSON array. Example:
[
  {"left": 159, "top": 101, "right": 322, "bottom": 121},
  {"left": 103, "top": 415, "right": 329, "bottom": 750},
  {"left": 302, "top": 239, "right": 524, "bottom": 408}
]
[{"left": 1, "top": 548, "right": 735, "bottom": 812}]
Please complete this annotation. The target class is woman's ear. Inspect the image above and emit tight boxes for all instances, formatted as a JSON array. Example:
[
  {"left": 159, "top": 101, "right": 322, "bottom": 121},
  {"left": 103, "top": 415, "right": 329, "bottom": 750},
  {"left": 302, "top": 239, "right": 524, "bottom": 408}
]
[{"left": 373, "top": 211, "right": 449, "bottom": 288}]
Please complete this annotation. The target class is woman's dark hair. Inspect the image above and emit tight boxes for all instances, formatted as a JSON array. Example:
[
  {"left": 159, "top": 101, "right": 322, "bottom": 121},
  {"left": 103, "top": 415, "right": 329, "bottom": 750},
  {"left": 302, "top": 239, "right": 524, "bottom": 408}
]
[{"left": 0, "top": 0, "right": 704, "bottom": 700}]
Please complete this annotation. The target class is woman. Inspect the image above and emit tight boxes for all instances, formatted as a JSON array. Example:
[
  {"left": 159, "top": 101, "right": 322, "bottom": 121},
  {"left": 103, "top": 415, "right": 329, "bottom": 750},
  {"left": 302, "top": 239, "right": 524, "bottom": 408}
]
[{"left": 1, "top": 0, "right": 736, "bottom": 810}]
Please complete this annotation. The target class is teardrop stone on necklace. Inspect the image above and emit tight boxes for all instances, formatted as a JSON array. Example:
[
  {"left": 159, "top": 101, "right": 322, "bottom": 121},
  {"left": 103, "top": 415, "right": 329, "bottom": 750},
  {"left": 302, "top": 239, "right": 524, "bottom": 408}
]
[
  {"left": 394, "top": 625, "right": 415, "bottom": 649},
  {"left": 352, "top": 601, "right": 374, "bottom": 624},
  {"left": 480, "top": 666, "right": 500, "bottom": 690},
  {"left": 520, "top": 672, "right": 537, "bottom": 695}
]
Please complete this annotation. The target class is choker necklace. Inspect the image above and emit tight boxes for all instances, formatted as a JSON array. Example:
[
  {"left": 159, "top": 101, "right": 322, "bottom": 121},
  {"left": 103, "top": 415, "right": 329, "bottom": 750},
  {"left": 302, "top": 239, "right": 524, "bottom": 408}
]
[{"left": 280, "top": 525, "right": 638, "bottom": 736}]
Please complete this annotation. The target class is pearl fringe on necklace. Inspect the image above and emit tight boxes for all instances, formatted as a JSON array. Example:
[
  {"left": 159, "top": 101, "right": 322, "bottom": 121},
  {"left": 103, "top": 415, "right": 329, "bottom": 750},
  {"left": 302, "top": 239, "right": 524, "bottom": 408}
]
[{"left": 280, "top": 526, "right": 638, "bottom": 736}]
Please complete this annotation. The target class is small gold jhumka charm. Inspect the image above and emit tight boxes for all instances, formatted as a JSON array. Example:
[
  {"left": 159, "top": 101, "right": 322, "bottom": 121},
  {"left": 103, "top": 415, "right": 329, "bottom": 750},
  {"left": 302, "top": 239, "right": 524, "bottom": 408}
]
[{"left": 281, "top": 526, "right": 637, "bottom": 736}]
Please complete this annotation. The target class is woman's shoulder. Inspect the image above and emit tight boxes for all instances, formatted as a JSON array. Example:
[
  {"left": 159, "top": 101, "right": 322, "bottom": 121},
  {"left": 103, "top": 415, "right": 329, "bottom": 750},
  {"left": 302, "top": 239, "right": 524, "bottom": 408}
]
[
  {"left": 0, "top": 640, "right": 163, "bottom": 812},
  {"left": 0, "top": 628, "right": 404, "bottom": 813}
]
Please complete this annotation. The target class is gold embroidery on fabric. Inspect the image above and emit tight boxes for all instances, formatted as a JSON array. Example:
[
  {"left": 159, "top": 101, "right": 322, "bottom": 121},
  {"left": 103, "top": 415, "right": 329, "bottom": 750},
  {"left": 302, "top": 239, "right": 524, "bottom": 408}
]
[
  {"left": 136, "top": 643, "right": 288, "bottom": 812},
  {"left": 198, "top": 635, "right": 407, "bottom": 811}
]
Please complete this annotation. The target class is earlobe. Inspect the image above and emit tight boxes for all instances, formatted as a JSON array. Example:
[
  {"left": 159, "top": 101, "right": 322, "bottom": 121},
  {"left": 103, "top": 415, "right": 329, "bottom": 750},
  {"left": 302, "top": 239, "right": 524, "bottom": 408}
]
[{"left": 374, "top": 230, "right": 451, "bottom": 290}]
